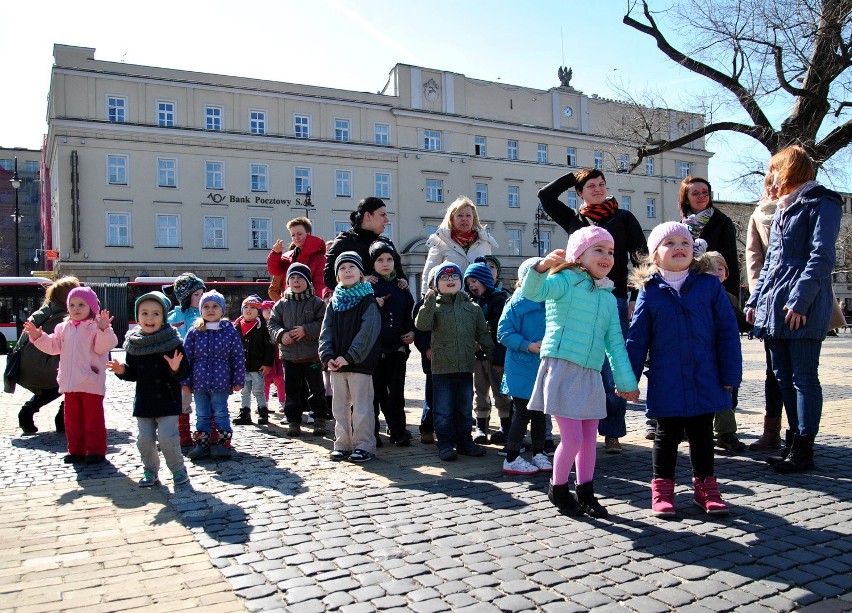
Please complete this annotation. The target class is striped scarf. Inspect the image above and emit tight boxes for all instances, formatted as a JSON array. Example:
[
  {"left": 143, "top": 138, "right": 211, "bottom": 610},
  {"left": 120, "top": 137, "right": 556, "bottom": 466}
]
[{"left": 331, "top": 282, "right": 374, "bottom": 311}]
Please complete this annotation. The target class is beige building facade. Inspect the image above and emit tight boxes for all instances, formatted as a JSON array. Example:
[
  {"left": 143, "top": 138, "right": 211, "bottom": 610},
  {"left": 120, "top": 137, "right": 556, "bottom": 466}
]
[{"left": 45, "top": 44, "right": 711, "bottom": 287}]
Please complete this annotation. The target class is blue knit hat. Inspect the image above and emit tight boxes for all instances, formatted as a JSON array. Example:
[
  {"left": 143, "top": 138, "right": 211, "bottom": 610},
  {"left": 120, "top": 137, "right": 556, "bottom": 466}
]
[
  {"left": 429, "top": 261, "right": 463, "bottom": 288},
  {"left": 464, "top": 261, "right": 495, "bottom": 290},
  {"left": 199, "top": 290, "right": 226, "bottom": 313}
]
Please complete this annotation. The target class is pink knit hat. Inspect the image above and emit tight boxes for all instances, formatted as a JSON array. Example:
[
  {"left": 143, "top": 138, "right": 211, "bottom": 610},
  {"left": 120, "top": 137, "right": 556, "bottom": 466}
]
[
  {"left": 647, "top": 222, "right": 693, "bottom": 256},
  {"left": 66, "top": 286, "right": 100, "bottom": 315},
  {"left": 565, "top": 226, "right": 615, "bottom": 263}
]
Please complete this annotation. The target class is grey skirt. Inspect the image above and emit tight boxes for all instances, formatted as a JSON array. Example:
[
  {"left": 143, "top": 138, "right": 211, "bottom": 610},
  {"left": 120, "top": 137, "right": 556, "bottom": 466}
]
[{"left": 528, "top": 356, "right": 606, "bottom": 420}]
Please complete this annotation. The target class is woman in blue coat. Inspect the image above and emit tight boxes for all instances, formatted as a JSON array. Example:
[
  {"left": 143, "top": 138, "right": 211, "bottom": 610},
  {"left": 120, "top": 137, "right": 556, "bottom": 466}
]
[{"left": 745, "top": 145, "right": 843, "bottom": 473}]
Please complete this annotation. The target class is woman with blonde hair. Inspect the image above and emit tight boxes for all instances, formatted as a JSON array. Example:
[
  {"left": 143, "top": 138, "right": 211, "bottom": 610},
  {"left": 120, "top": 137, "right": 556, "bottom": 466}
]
[{"left": 745, "top": 145, "right": 843, "bottom": 473}]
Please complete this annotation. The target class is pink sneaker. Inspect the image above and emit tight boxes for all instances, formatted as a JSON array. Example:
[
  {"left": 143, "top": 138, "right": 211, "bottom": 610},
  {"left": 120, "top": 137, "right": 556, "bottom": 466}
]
[
  {"left": 693, "top": 476, "right": 729, "bottom": 515},
  {"left": 651, "top": 478, "right": 676, "bottom": 517}
]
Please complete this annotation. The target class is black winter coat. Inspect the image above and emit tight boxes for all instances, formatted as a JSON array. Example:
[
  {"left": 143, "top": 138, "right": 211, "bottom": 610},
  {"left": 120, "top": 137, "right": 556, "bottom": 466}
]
[
  {"left": 236, "top": 317, "right": 275, "bottom": 372},
  {"left": 323, "top": 227, "right": 406, "bottom": 293},
  {"left": 471, "top": 288, "right": 509, "bottom": 366},
  {"left": 117, "top": 347, "right": 189, "bottom": 418},
  {"left": 689, "top": 208, "right": 741, "bottom": 300}
]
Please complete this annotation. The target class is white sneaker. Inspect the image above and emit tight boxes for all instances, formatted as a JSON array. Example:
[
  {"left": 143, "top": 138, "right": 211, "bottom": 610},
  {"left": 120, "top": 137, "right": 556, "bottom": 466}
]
[
  {"left": 502, "top": 456, "right": 539, "bottom": 475},
  {"left": 531, "top": 453, "right": 553, "bottom": 472}
]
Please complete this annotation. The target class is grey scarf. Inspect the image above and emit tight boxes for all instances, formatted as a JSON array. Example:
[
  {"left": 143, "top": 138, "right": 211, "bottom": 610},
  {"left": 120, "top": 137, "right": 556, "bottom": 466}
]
[{"left": 124, "top": 325, "right": 183, "bottom": 356}]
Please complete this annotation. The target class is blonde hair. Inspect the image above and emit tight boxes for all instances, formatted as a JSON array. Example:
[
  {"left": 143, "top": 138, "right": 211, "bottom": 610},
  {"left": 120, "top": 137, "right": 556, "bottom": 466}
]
[
  {"left": 440, "top": 196, "right": 483, "bottom": 232},
  {"left": 768, "top": 145, "right": 816, "bottom": 196},
  {"left": 704, "top": 250, "right": 729, "bottom": 277},
  {"left": 191, "top": 308, "right": 224, "bottom": 331},
  {"left": 44, "top": 276, "right": 81, "bottom": 308}
]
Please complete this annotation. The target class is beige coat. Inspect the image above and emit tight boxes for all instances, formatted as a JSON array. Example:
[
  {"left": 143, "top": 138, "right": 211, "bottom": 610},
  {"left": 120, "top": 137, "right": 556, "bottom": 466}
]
[{"left": 745, "top": 200, "right": 777, "bottom": 291}]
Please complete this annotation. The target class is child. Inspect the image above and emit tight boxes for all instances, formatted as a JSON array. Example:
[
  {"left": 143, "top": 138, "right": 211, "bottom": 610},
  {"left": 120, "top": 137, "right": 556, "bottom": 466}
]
[
  {"left": 412, "top": 286, "right": 435, "bottom": 444},
  {"left": 261, "top": 300, "right": 286, "bottom": 412},
  {"left": 233, "top": 294, "right": 274, "bottom": 426},
  {"left": 497, "top": 258, "right": 552, "bottom": 475},
  {"left": 415, "top": 262, "right": 494, "bottom": 461},
  {"left": 107, "top": 292, "right": 190, "bottom": 487},
  {"left": 522, "top": 228, "right": 639, "bottom": 518},
  {"left": 182, "top": 290, "right": 245, "bottom": 460},
  {"left": 25, "top": 287, "right": 118, "bottom": 464},
  {"left": 369, "top": 241, "right": 415, "bottom": 447},
  {"left": 167, "top": 272, "right": 206, "bottom": 447},
  {"left": 319, "top": 252, "right": 382, "bottom": 463},
  {"left": 268, "top": 263, "right": 328, "bottom": 437},
  {"left": 464, "top": 261, "right": 511, "bottom": 444},
  {"left": 474, "top": 254, "right": 506, "bottom": 291},
  {"left": 627, "top": 222, "right": 742, "bottom": 517}
]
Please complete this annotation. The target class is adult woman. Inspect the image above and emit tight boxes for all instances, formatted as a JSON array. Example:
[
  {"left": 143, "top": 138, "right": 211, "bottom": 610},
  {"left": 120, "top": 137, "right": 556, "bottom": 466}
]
[
  {"left": 15, "top": 276, "right": 81, "bottom": 434},
  {"left": 420, "top": 196, "right": 498, "bottom": 294},
  {"left": 745, "top": 145, "right": 843, "bottom": 473},
  {"left": 267, "top": 216, "right": 327, "bottom": 300},
  {"left": 324, "top": 197, "right": 407, "bottom": 297}
]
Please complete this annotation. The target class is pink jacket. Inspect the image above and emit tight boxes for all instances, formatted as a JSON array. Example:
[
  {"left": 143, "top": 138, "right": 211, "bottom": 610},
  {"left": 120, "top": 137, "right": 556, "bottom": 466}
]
[{"left": 32, "top": 319, "right": 118, "bottom": 396}]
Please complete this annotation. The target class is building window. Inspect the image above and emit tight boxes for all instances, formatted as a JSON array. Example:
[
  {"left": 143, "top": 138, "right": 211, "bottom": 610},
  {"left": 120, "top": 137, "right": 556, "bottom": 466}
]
[
  {"left": 106, "top": 212, "right": 131, "bottom": 246},
  {"left": 425, "top": 179, "right": 444, "bottom": 203},
  {"left": 157, "top": 101, "right": 175, "bottom": 127},
  {"left": 334, "top": 118, "right": 351, "bottom": 142},
  {"left": 250, "top": 218, "right": 271, "bottom": 250},
  {"left": 566, "top": 147, "right": 577, "bottom": 167},
  {"left": 508, "top": 140, "right": 519, "bottom": 160},
  {"left": 622, "top": 195, "right": 631, "bottom": 211},
  {"left": 508, "top": 229, "right": 522, "bottom": 256},
  {"left": 475, "top": 183, "right": 488, "bottom": 206},
  {"left": 594, "top": 151, "right": 604, "bottom": 170},
  {"left": 646, "top": 197, "right": 656, "bottom": 218},
  {"left": 205, "top": 161, "right": 224, "bottom": 190},
  {"left": 294, "top": 167, "right": 311, "bottom": 194},
  {"left": 475, "top": 136, "right": 487, "bottom": 157},
  {"left": 334, "top": 221, "right": 350, "bottom": 235},
  {"left": 250, "top": 111, "right": 266, "bottom": 135},
  {"left": 508, "top": 185, "right": 520, "bottom": 208},
  {"left": 107, "top": 96, "right": 127, "bottom": 123},
  {"left": 678, "top": 161, "right": 691, "bottom": 178},
  {"left": 156, "top": 214, "right": 180, "bottom": 248},
  {"left": 294, "top": 114, "right": 310, "bottom": 139},
  {"left": 374, "top": 123, "right": 390, "bottom": 145},
  {"left": 335, "top": 170, "right": 352, "bottom": 197},
  {"left": 375, "top": 173, "right": 390, "bottom": 199},
  {"left": 537, "top": 144, "right": 548, "bottom": 164},
  {"left": 250, "top": 164, "right": 268, "bottom": 192},
  {"left": 567, "top": 192, "right": 578, "bottom": 210},
  {"left": 205, "top": 106, "right": 223, "bottom": 131},
  {"left": 424, "top": 129, "right": 441, "bottom": 151},
  {"left": 619, "top": 154, "right": 629, "bottom": 171},
  {"left": 540, "top": 230, "right": 552, "bottom": 254},
  {"left": 645, "top": 157, "right": 655, "bottom": 175},
  {"left": 382, "top": 223, "right": 393, "bottom": 240},
  {"left": 157, "top": 158, "right": 177, "bottom": 188},
  {"left": 107, "top": 155, "right": 128, "bottom": 186},
  {"left": 204, "top": 216, "right": 226, "bottom": 248}
]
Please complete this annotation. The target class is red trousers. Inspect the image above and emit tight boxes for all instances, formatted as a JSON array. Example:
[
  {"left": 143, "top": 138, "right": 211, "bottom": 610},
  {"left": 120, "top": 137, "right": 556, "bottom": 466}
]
[{"left": 63, "top": 392, "right": 107, "bottom": 456}]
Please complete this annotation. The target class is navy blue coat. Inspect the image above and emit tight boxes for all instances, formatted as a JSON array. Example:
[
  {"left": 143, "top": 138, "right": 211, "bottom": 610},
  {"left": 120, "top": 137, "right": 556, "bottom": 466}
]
[
  {"left": 746, "top": 184, "right": 842, "bottom": 341},
  {"left": 626, "top": 270, "right": 742, "bottom": 418}
]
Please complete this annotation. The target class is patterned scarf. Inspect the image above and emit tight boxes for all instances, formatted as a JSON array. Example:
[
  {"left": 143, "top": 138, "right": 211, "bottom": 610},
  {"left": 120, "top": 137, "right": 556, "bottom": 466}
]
[
  {"left": 124, "top": 325, "right": 182, "bottom": 356},
  {"left": 284, "top": 286, "right": 314, "bottom": 301},
  {"left": 580, "top": 197, "right": 619, "bottom": 222},
  {"left": 683, "top": 207, "right": 714, "bottom": 239},
  {"left": 451, "top": 229, "right": 479, "bottom": 252},
  {"left": 331, "top": 282, "right": 374, "bottom": 311}
]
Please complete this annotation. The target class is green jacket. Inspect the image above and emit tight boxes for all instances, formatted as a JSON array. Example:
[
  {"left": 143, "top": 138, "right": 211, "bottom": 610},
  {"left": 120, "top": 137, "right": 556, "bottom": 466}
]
[{"left": 414, "top": 291, "right": 494, "bottom": 375}]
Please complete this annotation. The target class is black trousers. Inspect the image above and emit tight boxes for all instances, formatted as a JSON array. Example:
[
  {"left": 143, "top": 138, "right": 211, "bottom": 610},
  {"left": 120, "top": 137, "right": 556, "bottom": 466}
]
[
  {"left": 373, "top": 351, "right": 408, "bottom": 439},
  {"left": 283, "top": 360, "right": 327, "bottom": 425},
  {"left": 653, "top": 413, "right": 715, "bottom": 480},
  {"left": 21, "top": 388, "right": 62, "bottom": 414}
]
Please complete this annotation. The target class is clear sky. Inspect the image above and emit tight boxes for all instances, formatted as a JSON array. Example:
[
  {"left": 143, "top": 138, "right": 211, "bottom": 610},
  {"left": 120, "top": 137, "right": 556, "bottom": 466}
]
[{"left": 1, "top": 0, "right": 838, "bottom": 200}]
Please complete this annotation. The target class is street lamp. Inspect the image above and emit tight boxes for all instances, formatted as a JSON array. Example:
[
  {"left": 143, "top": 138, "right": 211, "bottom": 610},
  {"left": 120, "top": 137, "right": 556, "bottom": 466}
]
[{"left": 10, "top": 156, "right": 21, "bottom": 277}]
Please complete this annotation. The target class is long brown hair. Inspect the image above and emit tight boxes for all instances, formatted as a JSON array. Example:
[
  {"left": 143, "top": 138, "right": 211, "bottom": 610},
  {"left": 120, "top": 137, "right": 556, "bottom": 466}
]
[
  {"left": 44, "top": 276, "right": 81, "bottom": 309},
  {"left": 768, "top": 145, "right": 816, "bottom": 196}
]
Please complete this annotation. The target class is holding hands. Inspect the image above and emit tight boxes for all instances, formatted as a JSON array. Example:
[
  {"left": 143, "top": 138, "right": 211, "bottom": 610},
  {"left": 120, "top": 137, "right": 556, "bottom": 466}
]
[{"left": 616, "top": 389, "right": 640, "bottom": 402}]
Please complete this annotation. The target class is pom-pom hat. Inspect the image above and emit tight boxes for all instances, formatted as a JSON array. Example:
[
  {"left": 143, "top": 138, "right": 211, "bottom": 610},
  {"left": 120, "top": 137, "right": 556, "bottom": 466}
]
[
  {"left": 173, "top": 273, "right": 205, "bottom": 307},
  {"left": 647, "top": 222, "right": 694, "bottom": 257},
  {"left": 565, "top": 226, "right": 615, "bottom": 263},
  {"left": 67, "top": 287, "right": 100, "bottom": 315}
]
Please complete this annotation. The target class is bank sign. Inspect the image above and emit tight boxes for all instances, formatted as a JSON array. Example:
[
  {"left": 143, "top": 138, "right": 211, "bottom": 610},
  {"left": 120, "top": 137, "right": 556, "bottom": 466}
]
[{"left": 206, "top": 193, "right": 312, "bottom": 207}]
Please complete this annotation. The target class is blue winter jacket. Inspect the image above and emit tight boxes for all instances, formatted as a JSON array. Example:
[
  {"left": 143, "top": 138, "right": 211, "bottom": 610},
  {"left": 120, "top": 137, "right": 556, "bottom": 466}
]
[
  {"left": 497, "top": 295, "right": 545, "bottom": 399},
  {"left": 181, "top": 320, "right": 246, "bottom": 392},
  {"left": 745, "top": 183, "right": 842, "bottom": 341},
  {"left": 626, "top": 270, "right": 742, "bottom": 418}
]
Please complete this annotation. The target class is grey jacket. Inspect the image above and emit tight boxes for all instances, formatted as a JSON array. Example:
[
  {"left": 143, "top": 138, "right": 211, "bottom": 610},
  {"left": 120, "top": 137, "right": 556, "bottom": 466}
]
[{"left": 268, "top": 295, "right": 326, "bottom": 362}]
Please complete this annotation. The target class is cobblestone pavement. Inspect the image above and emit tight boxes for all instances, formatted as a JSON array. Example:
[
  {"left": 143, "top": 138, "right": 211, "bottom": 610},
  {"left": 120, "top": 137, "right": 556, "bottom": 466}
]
[{"left": 1, "top": 336, "right": 851, "bottom": 612}]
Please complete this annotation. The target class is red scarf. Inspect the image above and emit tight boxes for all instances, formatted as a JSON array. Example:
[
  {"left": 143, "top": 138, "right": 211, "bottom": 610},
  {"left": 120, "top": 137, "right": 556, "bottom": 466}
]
[
  {"left": 580, "top": 197, "right": 619, "bottom": 222},
  {"left": 451, "top": 229, "right": 479, "bottom": 252}
]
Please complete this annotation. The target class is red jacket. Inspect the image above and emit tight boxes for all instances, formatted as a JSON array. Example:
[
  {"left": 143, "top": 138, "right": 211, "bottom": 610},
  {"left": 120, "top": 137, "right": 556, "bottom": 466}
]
[{"left": 266, "top": 233, "right": 327, "bottom": 298}]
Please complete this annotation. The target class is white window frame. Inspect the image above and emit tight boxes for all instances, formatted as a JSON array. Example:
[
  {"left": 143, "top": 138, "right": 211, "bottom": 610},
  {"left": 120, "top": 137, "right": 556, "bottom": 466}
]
[
  {"left": 294, "top": 114, "right": 310, "bottom": 139},
  {"left": 622, "top": 195, "right": 631, "bottom": 211},
  {"left": 381, "top": 223, "right": 393, "bottom": 240},
  {"left": 249, "top": 110, "right": 267, "bottom": 135},
  {"left": 678, "top": 161, "right": 691, "bottom": 178},
  {"left": 566, "top": 147, "right": 577, "bottom": 167},
  {"left": 203, "top": 216, "right": 227, "bottom": 249},
  {"left": 374, "top": 172, "right": 391, "bottom": 199},
  {"left": 425, "top": 179, "right": 444, "bottom": 203},
  {"left": 156, "top": 100, "right": 176, "bottom": 127},
  {"left": 294, "top": 167, "right": 312, "bottom": 195},
  {"left": 619, "top": 154, "right": 629, "bottom": 171},
  {"left": 157, "top": 158, "right": 178, "bottom": 188},
  {"left": 106, "top": 154, "right": 128, "bottom": 186},
  {"left": 594, "top": 151, "right": 604, "bottom": 171},
  {"left": 645, "top": 157, "right": 655, "bottom": 176},
  {"left": 374, "top": 123, "right": 390, "bottom": 145},
  {"left": 156, "top": 214, "right": 181, "bottom": 248},
  {"left": 250, "top": 163, "right": 268, "bottom": 192},
  {"left": 646, "top": 197, "right": 656, "bottom": 218},
  {"left": 567, "top": 192, "right": 578, "bottom": 210},
  {"left": 205, "top": 105, "right": 223, "bottom": 131},
  {"left": 107, "top": 95, "right": 127, "bottom": 123},
  {"left": 205, "top": 161, "right": 224, "bottom": 190},
  {"left": 334, "top": 118, "right": 351, "bottom": 142},
  {"left": 507, "top": 185, "right": 520, "bottom": 208},
  {"left": 106, "top": 212, "right": 131, "bottom": 246},
  {"left": 537, "top": 144, "right": 548, "bottom": 164},
  {"left": 507, "top": 229, "right": 522, "bottom": 256},
  {"left": 475, "top": 136, "right": 487, "bottom": 157},
  {"left": 424, "top": 129, "right": 441, "bottom": 151},
  {"left": 475, "top": 183, "right": 488, "bottom": 206},
  {"left": 335, "top": 170, "right": 353, "bottom": 198},
  {"left": 507, "top": 140, "right": 519, "bottom": 161},
  {"left": 250, "top": 217, "right": 271, "bottom": 250},
  {"left": 334, "top": 220, "right": 350, "bottom": 235},
  {"left": 540, "top": 230, "right": 552, "bottom": 254}
]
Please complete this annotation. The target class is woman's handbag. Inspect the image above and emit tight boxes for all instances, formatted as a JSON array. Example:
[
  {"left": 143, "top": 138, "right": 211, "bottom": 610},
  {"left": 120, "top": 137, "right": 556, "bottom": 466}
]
[
  {"left": 3, "top": 346, "right": 22, "bottom": 393},
  {"left": 829, "top": 290, "right": 846, "bottom": 331}
]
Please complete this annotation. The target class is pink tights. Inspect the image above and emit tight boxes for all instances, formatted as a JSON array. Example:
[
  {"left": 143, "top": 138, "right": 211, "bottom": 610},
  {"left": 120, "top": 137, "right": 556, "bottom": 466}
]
[{"left": 552, "top": 417, "right": 599, "bottom": 486}]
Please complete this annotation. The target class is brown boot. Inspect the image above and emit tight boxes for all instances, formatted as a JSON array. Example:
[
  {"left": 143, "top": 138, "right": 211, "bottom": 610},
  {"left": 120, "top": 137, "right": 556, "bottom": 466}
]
[{"left": 749, "top": 417, "right": 782, "bottom": 451}]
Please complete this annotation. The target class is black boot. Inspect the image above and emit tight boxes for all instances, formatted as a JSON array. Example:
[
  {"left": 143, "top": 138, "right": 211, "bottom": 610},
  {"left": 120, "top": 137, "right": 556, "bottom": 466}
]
[
  {"left": 233, "top": 407, "right": 253, "bottom": 425},
  {"left": 766, "top": 429, "right": 794, "bottom": 465},
  {"left": 55, "top": 402, "right": 65, "bottom": 432},
  {"left": 576, "top": 482, "right": 609, "bottom": 518},
  {"left": 773, "top": 434, "right": 815, "bottom": 473},
  {"left": 491, "top": 417, "right": 511, "bottom": 444},
  {"left": 474, "top": 418, "right": 489, "bottom": 443},
  {"left": 257, "top": 407, "right": 269, "bottom": 425},
  {"left": 18, "top": 406, "right": 38, "bottom": 434},
  {"left": 325, "top": 395, "right": 334, "bottom": 420},
  {"left": 548, "top": 480, "right": 583, "bottom": 516}
]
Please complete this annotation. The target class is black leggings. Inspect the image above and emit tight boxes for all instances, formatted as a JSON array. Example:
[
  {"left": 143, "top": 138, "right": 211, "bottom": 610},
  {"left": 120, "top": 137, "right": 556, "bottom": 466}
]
[{"left": 653, "top": 413, "right": 715, "bottom": 480}]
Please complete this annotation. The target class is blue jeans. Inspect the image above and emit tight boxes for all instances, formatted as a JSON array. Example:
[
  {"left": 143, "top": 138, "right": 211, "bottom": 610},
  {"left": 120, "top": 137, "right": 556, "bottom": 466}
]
[
  {"left": 194, "top": 391, "right": 232, "bottom": 433},
  {"left": 432, "top": 372, "right": 474, "bottom": 452},
  {"left": 766, "top": 339, "right": 823, "bottom": 437},
  {"left": 598, "top": 297, "right": 628, "bottom": 438}
]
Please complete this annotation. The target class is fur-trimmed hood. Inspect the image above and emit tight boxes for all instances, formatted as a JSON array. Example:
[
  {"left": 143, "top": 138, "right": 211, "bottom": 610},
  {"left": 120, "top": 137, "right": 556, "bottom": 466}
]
[{"left": 629, "top": 255, "right": 714, "bottom": 289}]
